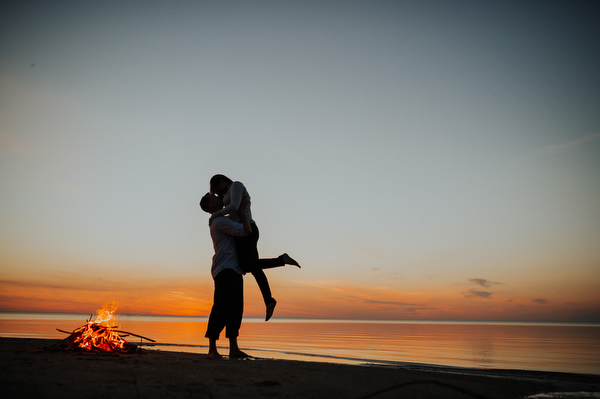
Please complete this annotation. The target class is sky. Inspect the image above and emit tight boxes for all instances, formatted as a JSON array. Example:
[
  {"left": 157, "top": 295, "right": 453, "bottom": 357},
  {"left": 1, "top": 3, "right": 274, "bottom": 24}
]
[{"left": 1, "top": 0, "right": 599, "bottom": 322}]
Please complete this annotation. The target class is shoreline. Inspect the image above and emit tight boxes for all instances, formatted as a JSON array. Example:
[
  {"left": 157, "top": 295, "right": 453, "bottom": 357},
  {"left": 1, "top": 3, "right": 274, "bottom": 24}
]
[
  {"left": 2, "top": 337, "right": 599, "bottom": 398},
  {"left": 143, "top": 341, "right": 600, "bottom": 376}
]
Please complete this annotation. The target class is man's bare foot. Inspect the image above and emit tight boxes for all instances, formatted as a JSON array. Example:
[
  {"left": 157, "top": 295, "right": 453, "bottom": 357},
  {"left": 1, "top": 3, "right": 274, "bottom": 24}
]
[
  {"left": 282, "top": 253, "right": 300, "bottom": 267},
  {"left": 229, "top": 350, "right": 251, "bottom": 359},
  {"left": 207, "top": 350, "right": 222, "bottom": 360},
  {"left": 266, "top": 299, "right": 277, "bottom": 321}
]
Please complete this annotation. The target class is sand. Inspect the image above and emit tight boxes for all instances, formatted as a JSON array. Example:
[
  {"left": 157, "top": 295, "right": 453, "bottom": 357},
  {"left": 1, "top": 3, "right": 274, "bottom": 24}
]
[{"left": 1, "top": 338, "right": 598, "bottom": 399}]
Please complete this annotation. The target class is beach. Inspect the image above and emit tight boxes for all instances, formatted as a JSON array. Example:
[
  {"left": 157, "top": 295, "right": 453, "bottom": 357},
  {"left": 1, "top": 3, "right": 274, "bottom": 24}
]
[{"left": 2, "top": 338, "right": 598, "bottom": 399}]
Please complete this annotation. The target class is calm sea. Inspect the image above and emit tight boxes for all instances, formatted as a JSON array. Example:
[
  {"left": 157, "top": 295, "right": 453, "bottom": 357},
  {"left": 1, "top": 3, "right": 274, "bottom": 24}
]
[{"left": 1, "top": 313, "right": 598, "bottom": 375}]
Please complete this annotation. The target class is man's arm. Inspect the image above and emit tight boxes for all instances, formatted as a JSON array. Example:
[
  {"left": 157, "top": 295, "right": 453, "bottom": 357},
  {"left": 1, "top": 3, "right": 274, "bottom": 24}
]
[
  {"left": 213, "top": 218, "right": 248, "bottom": 237},
  {"left": 212, "top": 197, "right": 251, "bottom": 237}
]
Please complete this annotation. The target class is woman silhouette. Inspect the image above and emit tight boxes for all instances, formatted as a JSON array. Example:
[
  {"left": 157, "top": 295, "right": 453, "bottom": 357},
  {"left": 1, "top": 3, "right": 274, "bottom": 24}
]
[{"left": 208, "top": 174, "right": 300, "bottom": 321}]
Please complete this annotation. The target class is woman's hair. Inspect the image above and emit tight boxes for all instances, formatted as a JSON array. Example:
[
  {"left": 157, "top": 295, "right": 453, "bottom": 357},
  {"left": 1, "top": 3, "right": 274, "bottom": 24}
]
[{"left": 209, "top": 174, "right": 233, "bottom": 194}]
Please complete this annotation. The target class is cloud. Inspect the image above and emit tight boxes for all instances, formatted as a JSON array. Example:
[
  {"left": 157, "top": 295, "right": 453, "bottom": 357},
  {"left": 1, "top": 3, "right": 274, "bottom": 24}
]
[
  {"left": 463, "top": 289, "right": 493, "bottom": 299},
  {"left": 370, "top": 268, "right": 404, "bottom": 281},
  {"left": 533, "top": 298, "right": 549, "bottom": 305},
  {"left": 515, "top": 132, "right": 600, "bottom": 165},
  {"left": 463, "top": 278, "right": 503, "bottom": 300},
  {"left": 363, "top": 299, "right": 421, "bottom": 307},
  {"left": 537, "top": 133, "right": 600, "bottom": 155},
  {"left": 468, "top": 278, "right": 502, "bottom": 288},
  {"left": 363, "top": 299, "right": 436, "bottom": 314}
]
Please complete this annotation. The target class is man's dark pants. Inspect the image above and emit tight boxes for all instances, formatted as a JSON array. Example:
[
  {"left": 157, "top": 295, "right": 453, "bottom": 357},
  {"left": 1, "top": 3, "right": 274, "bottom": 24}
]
[{"left": 205, "top": 268, "right": 243, "bottom": 339}]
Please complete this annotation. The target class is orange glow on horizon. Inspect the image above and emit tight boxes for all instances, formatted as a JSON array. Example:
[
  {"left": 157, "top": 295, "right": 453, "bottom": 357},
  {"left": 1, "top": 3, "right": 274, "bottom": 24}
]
[
  {"left": 1, "top": 276, "right": 599, "bottom": 322},
  {"left": 0, "top": 276, "right": 215, "bottom": 317}
]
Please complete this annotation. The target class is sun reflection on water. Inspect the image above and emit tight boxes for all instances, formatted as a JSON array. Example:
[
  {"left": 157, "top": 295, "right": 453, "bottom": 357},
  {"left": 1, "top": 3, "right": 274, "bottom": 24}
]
[{"left": 1, "top": 313, "right": 598, "bottom": 375}]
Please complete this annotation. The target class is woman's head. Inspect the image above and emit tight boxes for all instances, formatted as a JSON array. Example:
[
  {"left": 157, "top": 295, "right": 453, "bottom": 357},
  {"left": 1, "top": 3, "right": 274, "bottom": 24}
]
[{"left": 209, "top": 174, "right": 233, "bottom": 196}]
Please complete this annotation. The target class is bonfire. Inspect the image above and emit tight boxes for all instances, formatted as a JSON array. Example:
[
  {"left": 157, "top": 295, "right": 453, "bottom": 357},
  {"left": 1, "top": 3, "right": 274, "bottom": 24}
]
[{"left": 55, "top": 302, "right": 154, "bottom": 353}]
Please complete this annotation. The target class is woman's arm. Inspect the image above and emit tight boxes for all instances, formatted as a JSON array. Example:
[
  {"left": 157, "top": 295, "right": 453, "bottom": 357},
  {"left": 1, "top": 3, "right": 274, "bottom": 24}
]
[{"left": 210, "top": 181, "right": 244, "bottom": 220}]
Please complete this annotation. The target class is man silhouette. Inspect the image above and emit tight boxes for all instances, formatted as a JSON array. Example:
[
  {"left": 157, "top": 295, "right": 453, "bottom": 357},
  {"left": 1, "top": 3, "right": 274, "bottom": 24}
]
[{"left": 200, "top": 193, "right": 252, "bottom": 359}]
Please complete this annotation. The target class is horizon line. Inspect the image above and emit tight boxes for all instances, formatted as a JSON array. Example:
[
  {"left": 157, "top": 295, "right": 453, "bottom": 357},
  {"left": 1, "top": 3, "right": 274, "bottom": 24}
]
[{"left": 1, "top": 311, "right": 598, "bottom": 326}]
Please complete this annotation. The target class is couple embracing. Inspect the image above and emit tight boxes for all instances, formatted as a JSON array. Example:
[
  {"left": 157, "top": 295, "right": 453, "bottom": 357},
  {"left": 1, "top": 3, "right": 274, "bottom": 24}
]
[{"left": 199, "top": 174, "right": 300, "bottom": 359}]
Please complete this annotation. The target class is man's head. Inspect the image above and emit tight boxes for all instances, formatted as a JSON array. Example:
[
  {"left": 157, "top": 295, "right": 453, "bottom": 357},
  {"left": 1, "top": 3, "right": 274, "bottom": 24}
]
[{"left": 200, "top": 193, "right": 223, "bottom": 214}]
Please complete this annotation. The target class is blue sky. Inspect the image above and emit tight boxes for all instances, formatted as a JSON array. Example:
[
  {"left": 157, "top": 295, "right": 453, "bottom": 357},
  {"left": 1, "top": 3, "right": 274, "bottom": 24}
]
[{"left": 1, "top": 1, "right": 599, "bottom": 320}]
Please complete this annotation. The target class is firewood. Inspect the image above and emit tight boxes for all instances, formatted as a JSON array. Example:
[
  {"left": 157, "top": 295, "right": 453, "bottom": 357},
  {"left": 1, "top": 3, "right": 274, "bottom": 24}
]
[
  {"left": 55, "top": 314, "right": 152, "bottom": 353},
  {"left": 114, "top": 330, "right": 156, "bottom": 342}
]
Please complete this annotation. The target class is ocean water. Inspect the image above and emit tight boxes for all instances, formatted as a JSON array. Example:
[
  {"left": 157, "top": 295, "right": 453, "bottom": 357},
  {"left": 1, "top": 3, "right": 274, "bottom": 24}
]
[{"left": 1, "top": 312, "right": 598, "bottom": 375}]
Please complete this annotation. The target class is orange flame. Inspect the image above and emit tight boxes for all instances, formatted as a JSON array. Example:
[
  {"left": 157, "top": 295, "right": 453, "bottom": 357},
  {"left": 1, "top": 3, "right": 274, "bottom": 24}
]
[
  {"left": 90, "top": 300, "right": 119, "bottom": 328},
  {"left": 70, "top": 301, "right": 132, "bottom": 352}
]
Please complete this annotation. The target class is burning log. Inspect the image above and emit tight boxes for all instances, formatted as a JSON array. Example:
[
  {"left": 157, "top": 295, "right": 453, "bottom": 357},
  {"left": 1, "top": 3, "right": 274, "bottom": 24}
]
[
  {"left": 54, "top": 302, "right": 153, "bottom": 354},
  {"left": 56, "top": 323, "right": 137, "bottom": 353}
]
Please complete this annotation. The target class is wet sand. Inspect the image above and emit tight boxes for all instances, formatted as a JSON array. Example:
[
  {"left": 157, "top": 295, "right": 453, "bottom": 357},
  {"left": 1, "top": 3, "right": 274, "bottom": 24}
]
[{"left": 1, "top": 338, "right": 598, "bottom": 398}]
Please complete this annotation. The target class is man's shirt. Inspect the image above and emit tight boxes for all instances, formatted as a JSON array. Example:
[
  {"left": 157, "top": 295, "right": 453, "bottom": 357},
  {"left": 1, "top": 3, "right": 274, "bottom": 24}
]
[{"left": 209, "top": 216, "right": 247, "bottom": 279}]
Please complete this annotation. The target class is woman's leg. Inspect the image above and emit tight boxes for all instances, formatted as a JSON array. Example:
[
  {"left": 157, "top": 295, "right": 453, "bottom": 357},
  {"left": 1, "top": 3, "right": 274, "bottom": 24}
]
[
  {"left": 250, "top": 268, "right": 273, "bottom": 304},
  {"left": 257, "top": 253, "right": 300, "bottom": 269},
  {"left": 234, "top": 224, "right": 275, "bottom": 305}
]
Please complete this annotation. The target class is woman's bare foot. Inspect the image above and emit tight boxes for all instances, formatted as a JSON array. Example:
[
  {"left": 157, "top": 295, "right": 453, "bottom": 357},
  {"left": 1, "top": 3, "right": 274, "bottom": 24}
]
[
  {"left": 266, "top": 299, "right": 277, "bottom": 321},
  {"left": 282, "top": 253, "right": 300, "bottom": 267}
]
